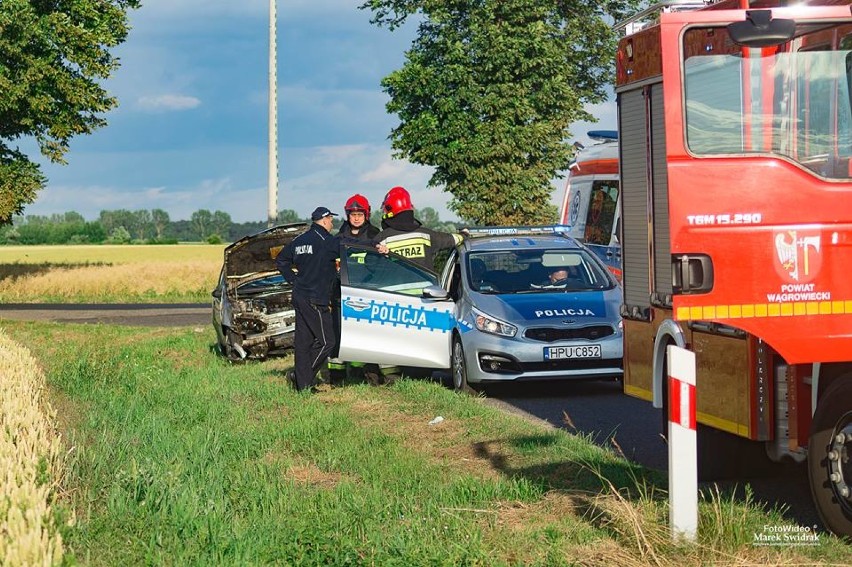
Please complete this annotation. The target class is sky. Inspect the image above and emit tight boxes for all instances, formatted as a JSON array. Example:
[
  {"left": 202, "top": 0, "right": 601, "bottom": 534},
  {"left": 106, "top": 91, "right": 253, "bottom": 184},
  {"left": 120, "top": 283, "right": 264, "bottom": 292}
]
[{"left": 25, "top": 0, "right": 617, "bottom": 224}]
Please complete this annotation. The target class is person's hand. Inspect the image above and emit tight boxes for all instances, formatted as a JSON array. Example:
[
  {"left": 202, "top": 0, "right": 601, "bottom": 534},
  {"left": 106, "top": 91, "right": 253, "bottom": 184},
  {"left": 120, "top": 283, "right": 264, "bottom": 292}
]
[{"left": 376, "top": 243, "right": 389, "bottom": 255}]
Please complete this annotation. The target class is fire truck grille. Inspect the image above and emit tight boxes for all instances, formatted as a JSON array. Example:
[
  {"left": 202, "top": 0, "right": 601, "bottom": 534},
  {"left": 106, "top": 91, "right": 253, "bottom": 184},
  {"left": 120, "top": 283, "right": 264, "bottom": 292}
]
[{"left": 524, "top": 325, "right": 614, "bottom": 342}]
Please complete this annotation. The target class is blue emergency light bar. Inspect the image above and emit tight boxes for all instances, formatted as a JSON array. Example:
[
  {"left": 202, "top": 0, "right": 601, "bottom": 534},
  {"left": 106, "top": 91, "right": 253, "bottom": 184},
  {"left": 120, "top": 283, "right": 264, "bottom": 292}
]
[
  {"left": 461, "top": 225, "right": 572, "bottom": 237},
  {"left": 587, "top": 130, "right": 618, "bottom": 141}
]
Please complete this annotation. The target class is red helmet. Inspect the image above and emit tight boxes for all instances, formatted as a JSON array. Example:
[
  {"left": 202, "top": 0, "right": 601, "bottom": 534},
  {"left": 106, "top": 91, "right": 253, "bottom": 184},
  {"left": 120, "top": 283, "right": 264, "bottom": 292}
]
[
  {"left": 381, "top": 186, "right": 413, "bottom": 219},
  {"left": 344, "top": 194, "right": 370, "bottom": 215}
]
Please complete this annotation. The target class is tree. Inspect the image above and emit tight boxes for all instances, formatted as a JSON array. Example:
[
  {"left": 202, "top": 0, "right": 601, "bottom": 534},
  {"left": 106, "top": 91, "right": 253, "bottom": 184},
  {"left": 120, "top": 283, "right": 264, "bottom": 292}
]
[
  {"left": 360, "top": 0, "right": 635, "bottom": 225},
  {"left": 190, "top": 209, "right": 213, "bottom": 241},
  {"left": 417, "top": 207, "right": 441, "bottom": 229},
  {"left": 211, "top": 210, "right": 233, "bottom": 240},
  {"left": 99, "top": 209, "right": 135, "bottom": 237},
  {"left": 277, "top": 209, "right": 304, "bottom": 224},
  {"left": 131, "top": 209, "right": 152, "bottom": 241},
  {"left": 0, "top": 0, "right": 141, "bottom": 223},
  {"left": 151, "top": 209, "right": 170, "bottom": 240}
]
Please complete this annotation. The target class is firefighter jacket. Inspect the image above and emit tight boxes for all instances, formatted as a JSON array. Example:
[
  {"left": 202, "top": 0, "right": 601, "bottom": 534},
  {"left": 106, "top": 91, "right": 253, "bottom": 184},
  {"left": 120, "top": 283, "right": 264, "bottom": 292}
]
[
  {"left": 373, "top": 210, "right": 463, "bottom": 272},
  {"left": 337, "top": 220, "right": 379, "bottom": 241},
  {"left": 276, "top": 222, "right": 339, "bottom": 305}
]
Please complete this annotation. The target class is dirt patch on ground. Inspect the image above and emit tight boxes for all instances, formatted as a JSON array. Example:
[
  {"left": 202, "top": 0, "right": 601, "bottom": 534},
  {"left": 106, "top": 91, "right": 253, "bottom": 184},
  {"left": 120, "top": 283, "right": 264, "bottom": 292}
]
[
  {"left": 493, "top": 491, "right": 588, "bottom": 530},
  {"left": 277, "top": 459, "right": 355, "bottom": 489}
]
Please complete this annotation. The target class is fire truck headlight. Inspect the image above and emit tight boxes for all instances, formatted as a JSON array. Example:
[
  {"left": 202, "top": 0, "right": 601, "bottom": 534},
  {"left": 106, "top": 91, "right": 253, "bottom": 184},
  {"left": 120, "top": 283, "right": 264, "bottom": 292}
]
[{"left": 472, "top": 308, "right": 517, "bottom": 338}]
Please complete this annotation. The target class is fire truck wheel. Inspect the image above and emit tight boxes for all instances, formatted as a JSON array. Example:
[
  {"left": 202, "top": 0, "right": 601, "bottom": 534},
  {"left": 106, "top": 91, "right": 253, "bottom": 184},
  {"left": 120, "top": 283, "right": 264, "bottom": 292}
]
[{"left": 808, "top": 379, "right": 852, "bottom": 537}]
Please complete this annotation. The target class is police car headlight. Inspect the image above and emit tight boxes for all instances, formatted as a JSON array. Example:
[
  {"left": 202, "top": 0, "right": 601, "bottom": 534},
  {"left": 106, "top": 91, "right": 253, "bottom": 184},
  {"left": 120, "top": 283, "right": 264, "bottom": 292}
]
[{"left": 472, "top": 308, "right": 517, "bottom": 337}]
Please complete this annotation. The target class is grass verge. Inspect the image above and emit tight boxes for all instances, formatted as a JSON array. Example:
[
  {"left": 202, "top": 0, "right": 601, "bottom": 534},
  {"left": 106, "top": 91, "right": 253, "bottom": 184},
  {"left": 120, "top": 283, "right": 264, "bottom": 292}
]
[{"left": 3, "top": 320, "right": 850, "bottom": 565}]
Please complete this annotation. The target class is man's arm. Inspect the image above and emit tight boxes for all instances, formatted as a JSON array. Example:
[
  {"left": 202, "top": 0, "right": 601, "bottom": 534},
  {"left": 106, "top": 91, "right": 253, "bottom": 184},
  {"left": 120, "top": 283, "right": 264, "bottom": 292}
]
[
  {"left": 275, "top": 242, "right": 297, "bottom": 284},
  {"left": 432, "top": 229, "right": 464, "bottom": 251}
]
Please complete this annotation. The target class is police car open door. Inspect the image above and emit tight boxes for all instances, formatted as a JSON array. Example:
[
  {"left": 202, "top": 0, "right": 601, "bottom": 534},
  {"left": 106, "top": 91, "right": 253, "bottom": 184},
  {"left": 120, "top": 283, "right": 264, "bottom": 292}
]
[{"left": 337, "top": 244, "right": 454, "bottom": 368}]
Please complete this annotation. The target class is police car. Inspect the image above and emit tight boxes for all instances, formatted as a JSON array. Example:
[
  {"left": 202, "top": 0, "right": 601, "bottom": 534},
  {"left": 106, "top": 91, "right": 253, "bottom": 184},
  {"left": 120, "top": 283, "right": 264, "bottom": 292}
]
[{"left": 336, "top": 226, "right": 623, "bottom": 389}]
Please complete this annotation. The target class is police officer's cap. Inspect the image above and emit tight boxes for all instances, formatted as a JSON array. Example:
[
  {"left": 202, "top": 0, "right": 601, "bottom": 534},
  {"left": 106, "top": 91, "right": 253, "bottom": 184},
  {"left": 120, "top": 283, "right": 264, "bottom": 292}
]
[{"left": 311, "top": 207, "right": 338, "bottom": 221}]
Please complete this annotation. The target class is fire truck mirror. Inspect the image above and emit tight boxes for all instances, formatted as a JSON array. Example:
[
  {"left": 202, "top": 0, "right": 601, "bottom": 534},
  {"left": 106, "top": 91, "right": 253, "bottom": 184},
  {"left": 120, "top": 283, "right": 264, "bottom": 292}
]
[
  {"left": 728, "top": 10, "right": 795, "bottom": 48},
  {"left": 672, "top": 254, "right": 714, "bottom": 295}
]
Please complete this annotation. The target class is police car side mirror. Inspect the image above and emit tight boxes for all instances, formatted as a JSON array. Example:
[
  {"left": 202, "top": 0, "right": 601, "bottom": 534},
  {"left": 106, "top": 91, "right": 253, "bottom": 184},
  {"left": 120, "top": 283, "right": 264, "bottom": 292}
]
[{"left": 422, "top": 285, "right": 449, "bottom": 300}]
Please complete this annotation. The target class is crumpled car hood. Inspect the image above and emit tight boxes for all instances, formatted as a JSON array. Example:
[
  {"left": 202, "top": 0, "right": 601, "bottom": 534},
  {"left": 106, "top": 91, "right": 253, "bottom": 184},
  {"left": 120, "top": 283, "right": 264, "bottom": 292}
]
[{"left": 223, "top": 223, "right": 307, "bottom": 290}]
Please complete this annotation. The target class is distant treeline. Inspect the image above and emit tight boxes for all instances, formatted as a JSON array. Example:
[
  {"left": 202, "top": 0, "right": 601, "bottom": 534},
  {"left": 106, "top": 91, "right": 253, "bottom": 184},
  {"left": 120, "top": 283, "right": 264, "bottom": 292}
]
[{"left": 0, "top": 208, "right": 459, "bottom": 245}]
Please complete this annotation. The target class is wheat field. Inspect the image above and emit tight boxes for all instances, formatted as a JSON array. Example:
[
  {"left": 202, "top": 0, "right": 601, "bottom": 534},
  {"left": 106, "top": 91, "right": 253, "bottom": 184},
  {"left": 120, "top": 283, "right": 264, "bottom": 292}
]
[{"left": 0, "top": 244, "right": 227, "bottom": 303}]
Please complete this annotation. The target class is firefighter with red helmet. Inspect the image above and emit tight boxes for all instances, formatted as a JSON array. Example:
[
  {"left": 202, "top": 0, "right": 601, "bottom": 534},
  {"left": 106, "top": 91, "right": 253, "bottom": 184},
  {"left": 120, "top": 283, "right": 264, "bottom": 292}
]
[
  {"left": 338, "top": 193, "right": 379, "bottom": 241},
  {"left": 374, "top": 186, "right": 463, "bottom": 272},
  {"left": 327, "top": 194, "right": 380, "bottom": 383},
  {"left": 368, "top": 186, "right": 465, "bottom": 385}
]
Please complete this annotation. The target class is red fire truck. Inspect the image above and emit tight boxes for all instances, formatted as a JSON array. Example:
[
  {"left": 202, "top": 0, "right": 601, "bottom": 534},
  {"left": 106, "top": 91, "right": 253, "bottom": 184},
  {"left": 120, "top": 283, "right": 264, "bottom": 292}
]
[{"left": 615, "top": 0, "right": 852, "bottom": 536}]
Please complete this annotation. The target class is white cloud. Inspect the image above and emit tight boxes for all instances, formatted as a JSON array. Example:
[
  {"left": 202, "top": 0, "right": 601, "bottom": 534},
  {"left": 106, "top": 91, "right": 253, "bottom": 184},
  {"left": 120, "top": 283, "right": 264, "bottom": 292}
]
[
  {"left": 313, "top": 144, "right": 369, "bottom": 163},
  {"left": 358, "top": 159, "right": 413, "bottom": 183},
  {"left": 29, "top": 143, "right": 455, "bottom": 223},
  {"left": 131, "top": 0, "right": 367, "bottom": 27},
  {"left": 136, "top": 94, "right": 202, "bottom": 112}
]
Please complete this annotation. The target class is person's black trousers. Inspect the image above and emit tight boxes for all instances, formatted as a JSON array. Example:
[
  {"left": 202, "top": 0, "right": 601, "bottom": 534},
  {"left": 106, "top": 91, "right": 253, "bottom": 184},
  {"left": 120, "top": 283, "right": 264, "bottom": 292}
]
[{"left": 292, "top": 294, "right": 337, "bottom": 391}]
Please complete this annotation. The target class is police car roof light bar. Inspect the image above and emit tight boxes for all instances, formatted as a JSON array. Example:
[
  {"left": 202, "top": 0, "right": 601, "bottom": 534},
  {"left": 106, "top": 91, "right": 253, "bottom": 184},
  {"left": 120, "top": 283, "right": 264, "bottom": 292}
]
[{"left": 461, "top": 225, "right": 572, "bottom": 238}]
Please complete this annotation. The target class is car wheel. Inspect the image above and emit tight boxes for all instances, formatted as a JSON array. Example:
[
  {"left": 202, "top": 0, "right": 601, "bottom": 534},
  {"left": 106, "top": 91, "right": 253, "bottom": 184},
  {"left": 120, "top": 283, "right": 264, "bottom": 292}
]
[
  {"left": 808, "top": 379, "right": 852, "bottom": 537},
  {"left": 451, "top": 336, "right": 469, "bottom": 393}
]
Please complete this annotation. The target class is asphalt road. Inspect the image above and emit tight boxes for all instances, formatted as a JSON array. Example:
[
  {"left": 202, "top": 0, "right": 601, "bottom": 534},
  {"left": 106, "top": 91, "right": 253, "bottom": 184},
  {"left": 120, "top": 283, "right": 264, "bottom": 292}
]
[
  {"left": 1, "top": 303, "right": 823, "bottom": 532},
  {"left": 0, "top": 303, "right": 210, "bottom": 327}
]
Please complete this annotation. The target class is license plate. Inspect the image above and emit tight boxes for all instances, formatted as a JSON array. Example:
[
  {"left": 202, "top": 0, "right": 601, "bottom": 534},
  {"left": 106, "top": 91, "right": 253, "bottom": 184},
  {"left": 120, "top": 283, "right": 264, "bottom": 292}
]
[{"left": 543, "top": 345, "right": 601, "bottom": 360}]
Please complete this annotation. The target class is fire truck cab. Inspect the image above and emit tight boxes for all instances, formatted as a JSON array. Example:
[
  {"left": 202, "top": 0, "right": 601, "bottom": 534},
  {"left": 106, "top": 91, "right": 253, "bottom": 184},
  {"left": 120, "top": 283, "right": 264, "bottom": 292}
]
[{"left": 616, "top": 0, "right": 852, "bottom": 536}]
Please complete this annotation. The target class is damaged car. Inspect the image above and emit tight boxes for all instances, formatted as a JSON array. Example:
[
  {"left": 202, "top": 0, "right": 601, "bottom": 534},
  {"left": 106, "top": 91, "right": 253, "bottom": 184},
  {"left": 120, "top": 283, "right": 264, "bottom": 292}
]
[{"left": 212, "top": 223, "right": 307, "bottom": 361}]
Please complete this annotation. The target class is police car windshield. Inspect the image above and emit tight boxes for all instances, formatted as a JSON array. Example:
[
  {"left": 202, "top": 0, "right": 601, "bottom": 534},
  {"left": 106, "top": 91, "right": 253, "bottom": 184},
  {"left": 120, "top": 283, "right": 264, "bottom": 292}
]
[{"left": 467, "top": 248, "right": 612, "bottom": 293}]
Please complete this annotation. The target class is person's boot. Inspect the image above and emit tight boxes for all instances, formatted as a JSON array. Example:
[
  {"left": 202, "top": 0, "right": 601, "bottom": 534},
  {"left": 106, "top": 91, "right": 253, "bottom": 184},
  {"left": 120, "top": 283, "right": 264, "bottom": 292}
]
[
  {"left": 381, "top": 372, "right": 400, "bottom": 386},
  {"left": 328, "top": 359, "right": 347, "bottom": 385},
  {"left": 364, "top": 367, "right": 382, "bottom": 386},
  {"left": 318, "top": 365, "right": 330, "bottom": 384},
  {"left": 379, "top": 365, "right": 401, "bottom": 386},
  {"left": 285, "top": 370, "right": 297, "bottom": 390}
]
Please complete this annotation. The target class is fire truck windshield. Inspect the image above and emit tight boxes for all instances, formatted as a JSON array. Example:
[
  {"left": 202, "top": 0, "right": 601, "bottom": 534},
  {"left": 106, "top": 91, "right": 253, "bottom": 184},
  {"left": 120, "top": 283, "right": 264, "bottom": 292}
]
[{"left": 682, "top": 24, "right": 852, "bottom": 180}]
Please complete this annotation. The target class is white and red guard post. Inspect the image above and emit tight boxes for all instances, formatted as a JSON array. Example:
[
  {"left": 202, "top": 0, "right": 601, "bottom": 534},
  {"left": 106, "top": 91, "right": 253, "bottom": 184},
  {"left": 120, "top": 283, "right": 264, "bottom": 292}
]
[{"left": 667, "top": 345, "right": 698, "bottom": 541}]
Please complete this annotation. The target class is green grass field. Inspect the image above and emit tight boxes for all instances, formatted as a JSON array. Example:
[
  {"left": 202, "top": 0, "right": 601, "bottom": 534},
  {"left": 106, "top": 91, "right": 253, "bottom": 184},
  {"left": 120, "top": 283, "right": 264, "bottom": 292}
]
[{"left": 3, "top": 320, "right": 850, "bottom": 565}]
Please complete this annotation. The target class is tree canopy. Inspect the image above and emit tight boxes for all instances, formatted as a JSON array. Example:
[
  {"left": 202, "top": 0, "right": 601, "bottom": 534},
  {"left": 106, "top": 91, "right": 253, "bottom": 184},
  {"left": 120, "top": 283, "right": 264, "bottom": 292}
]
[
  {"left": 0, "top": 0, "right": 140, "bottom": 223},
  {"left": 360, "top": 0, "right": 636, "bottom": 225}
]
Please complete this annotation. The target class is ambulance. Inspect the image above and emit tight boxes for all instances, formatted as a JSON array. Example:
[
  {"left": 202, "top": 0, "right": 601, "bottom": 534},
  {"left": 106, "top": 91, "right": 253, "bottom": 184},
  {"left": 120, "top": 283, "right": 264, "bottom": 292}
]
[{"left": 558, "top": 130, "right": 621, "bottom": 279}]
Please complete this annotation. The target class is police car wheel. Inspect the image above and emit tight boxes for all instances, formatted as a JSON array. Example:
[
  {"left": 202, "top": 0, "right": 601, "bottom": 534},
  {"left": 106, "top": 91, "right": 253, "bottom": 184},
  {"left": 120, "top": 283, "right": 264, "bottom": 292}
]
[{"left": 451, "top": 336, "right": 469, "bottom": 392}]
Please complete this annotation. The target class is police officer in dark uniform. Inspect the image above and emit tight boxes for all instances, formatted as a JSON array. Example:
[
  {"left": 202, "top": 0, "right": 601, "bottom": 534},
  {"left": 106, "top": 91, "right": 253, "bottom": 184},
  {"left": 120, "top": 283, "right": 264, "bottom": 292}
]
[{"left": 276, "top": 206, "right": 340, "bottom": 392}]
